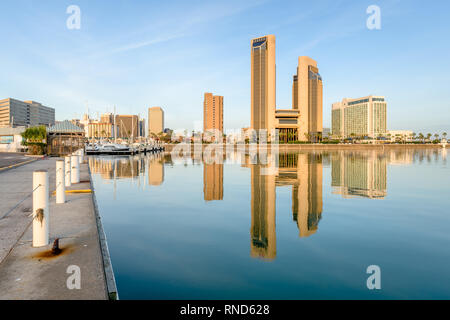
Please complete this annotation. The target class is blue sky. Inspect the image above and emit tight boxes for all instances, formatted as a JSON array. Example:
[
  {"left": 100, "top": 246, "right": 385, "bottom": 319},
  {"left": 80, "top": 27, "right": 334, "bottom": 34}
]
[{"left": 0, "top": 0, "right": 449, "bottom": 134}]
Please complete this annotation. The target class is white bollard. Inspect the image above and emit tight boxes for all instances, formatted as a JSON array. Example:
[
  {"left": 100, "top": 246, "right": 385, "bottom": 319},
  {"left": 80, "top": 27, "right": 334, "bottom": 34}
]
[
  {"left": 79, "top": 149, "right": 84, "bottom": 163},
  {"left": 71, "top": 155, "right": 80, "bottom": 184},
  {"left": 56, "top": 160, "right": 65, "bottom": 204},
  {"left": 33, "top": 170, "right": 49, "bottom": 247},
  {"left": 65, "top": 156, "right": 71, "bottom": 187}
]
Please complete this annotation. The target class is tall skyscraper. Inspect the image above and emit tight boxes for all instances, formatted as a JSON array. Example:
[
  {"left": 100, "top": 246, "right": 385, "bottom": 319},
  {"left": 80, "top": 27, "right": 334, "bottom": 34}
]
[
  {"left": 331, "top": 95, "right": 387, "bottom": 138},
  {"left": 292, "top": 57, "right": 323, "bottom": 142},
  {"left": 251, "top": 35, "right": 276, "bottom": 133},
  {"left": 148, "top": 107, "right": 164, "bottom": 136},
  {"left": 203, "top": 93, "right": 223, "bottom": 133}
]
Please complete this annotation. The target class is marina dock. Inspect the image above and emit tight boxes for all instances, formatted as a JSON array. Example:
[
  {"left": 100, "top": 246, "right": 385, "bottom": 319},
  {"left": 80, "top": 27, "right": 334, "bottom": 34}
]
[{"left": 0, "top": 155, "right": 116, "bottom": 300}]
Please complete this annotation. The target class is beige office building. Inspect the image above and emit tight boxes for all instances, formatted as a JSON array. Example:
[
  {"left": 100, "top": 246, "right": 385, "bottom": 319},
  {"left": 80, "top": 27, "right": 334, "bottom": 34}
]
[
  {"left": 203, "top": 93, "right": 223, "bottom": 133},
  {"left": 332, "top": 96, "right": 387, "bottom": 138},
  {"left": 251, "top": 35, "right": 276, "bottom": 133},
  {"left": 88, "top": 122, "right": 114, "bottom": 138},
  {"left": 292, "top": 57, "right": 323, "bottom": 142},
  {"left": 250, "top": 36, "right": 323, "bottom": 142},
  {"left": 0, "top": 98, "right": 55, "bottom": 127},
  {"left": 115, "top": 115, "right": 139, "bottom": 139},
  {"left": 100, "top": 113, "right": 114, "bottom": 124},
  {"left": 148, "top": 107, "right": 164, "bottom": 136}
]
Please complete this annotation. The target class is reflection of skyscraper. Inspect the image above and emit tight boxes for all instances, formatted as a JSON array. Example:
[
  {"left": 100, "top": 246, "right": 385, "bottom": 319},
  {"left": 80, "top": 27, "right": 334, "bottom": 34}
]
[
  {"left": 291, "top": 153, "right": 323, "bottom": 237},
  {"left": 331, "top": 151, "right": 387, "bottom": 199},
  {"left": 203, "top": 163, "right": 223, "bottom": 201},
  {"left": 148, "top": 155, "right": 164, "bottom": 186},
  {"left": 250, "top": 165, "right": 276, "bottom": 260},
  {"left": 277, "top": 153, "right": 322, "bottom": 237},
  {"left": 246, "top": 151, "right": 324, "bottom": 260}
]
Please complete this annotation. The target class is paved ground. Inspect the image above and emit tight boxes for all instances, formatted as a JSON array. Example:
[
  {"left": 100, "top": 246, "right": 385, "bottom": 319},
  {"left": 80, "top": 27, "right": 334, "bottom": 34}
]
[
  {"left": 0, "top": 152, "right": 34, "bottom": 169},
  {"left": 0, "top": 158, "right": 108, "bottom": 300}
]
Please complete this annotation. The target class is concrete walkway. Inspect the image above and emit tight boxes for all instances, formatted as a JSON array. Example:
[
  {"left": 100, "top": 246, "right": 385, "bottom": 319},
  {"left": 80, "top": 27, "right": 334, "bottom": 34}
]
[
  {"left": 0, "top": 152, "right": 35, "bottom": 170},
  {"left": 0, "top": 158, "right": 109, "bottom": 300}
]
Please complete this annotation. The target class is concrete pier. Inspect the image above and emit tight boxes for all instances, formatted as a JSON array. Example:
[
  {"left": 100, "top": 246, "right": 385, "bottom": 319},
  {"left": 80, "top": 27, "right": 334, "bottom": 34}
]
[{"left": 0, "top": 155, "right": 116, "bottom": 300}]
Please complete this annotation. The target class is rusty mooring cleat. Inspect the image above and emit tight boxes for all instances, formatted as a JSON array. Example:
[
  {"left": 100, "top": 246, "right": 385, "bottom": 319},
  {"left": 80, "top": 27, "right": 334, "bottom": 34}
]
[{"left": 51, "top": 238, "right": 62, "bottom": 255}]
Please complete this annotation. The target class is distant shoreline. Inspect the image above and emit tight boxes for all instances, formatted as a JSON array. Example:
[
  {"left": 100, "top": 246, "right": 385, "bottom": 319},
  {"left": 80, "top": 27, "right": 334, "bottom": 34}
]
[{"left": 164, "top": 143, "right": 448, "bottom": 152}]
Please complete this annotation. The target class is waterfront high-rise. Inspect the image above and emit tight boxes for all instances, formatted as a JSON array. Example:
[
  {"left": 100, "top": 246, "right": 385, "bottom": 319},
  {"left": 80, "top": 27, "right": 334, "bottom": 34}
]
[
  {"left": 251, "top": 35, "right": 276, "bottom": 133},
  {"left": 148, "top": 107, "right": 164, "bottom": 136},
  {"left": 203, "top": 93, "right": 223, "bottom": 134},
  {"left": 292, "top": 57, "right": 323, "bottom": 142},
  {"left": 250, "top": 36, "right": 323, "bottom": 143},
  {"left": 332, "top": 95, "right": 387, "bottom": 138}
]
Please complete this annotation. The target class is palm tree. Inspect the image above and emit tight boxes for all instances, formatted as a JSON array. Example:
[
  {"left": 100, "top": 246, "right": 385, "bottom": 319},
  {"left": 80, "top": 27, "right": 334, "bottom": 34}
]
[
  {"left": 434, "top": 133, "right": 440, "bottom": 141},
  {"left": 443, "top": 132, "right": 447, "bottom": 140},
  {"left": 304, "top": 133, "right": 310, "bottom": 142},
  {"left": 418, "top": 133, "right": 424, "bottom": 143}
]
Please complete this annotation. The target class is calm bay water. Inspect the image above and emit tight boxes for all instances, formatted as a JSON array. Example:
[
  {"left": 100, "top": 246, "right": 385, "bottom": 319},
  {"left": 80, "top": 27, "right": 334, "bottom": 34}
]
[{"left": 90, "top": 148, "right": 450, "bottom": 299}]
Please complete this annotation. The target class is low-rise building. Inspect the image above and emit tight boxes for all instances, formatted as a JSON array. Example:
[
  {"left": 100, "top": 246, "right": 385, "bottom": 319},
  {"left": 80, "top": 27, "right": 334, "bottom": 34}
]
[
  {"left": 0, "top": 127, "right": 26, "bottom": 152},
  {"left": 88, "top": 122, "right": 114, "bottom": 138},
  {"left": 388, "top": 130, "right": 413, "bottom": 142}
]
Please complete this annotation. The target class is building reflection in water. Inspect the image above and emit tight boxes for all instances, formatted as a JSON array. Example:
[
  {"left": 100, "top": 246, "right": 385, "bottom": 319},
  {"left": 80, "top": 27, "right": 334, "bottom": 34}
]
[
  {"left": 250, "top": 163, "right": 277, "bottom": 260},
  {"left": 203, "top": 163, "right": 224, "bottom": 201},
  {"left": 89, "top": 148, "right": 443, "bottom": 261},
  {"left": 245, "top": 152, "right": 323, "bottom": 260},
  {"left": 89, "top": 153, "right": 165, "bottom": 195},
  {"left": 148, "top": 154, "right": 164, "bottom": 186},
  {"left": 331, "top": 151, "right": 387, "bottom": 199}
]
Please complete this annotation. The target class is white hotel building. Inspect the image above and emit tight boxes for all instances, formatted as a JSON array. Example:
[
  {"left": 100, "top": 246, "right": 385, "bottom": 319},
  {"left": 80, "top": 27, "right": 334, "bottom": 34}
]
[{"left": 332, "top": 95, "right": 387, "bottom": 139}]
